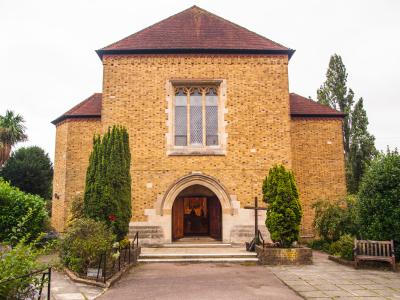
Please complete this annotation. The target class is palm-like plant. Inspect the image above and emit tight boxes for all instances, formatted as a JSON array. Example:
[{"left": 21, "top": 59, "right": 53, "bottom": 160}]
[{"left": 0, "top": 110, "right": 27, "bottom": 166}]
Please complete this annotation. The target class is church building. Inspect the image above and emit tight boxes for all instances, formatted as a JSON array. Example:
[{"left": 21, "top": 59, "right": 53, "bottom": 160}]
[{"left": 51, "top": 6, "right": 346, "bottom": 244}]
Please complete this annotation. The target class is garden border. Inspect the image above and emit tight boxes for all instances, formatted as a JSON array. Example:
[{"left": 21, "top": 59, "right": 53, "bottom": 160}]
[{"left": 64, "top": 246, "right": 141, "bottom": 288}]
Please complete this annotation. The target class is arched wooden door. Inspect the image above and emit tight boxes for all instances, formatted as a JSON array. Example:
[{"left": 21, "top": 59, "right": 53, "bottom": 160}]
[{"left": 172, "top": 196, "right": 222, "bottom": 241}]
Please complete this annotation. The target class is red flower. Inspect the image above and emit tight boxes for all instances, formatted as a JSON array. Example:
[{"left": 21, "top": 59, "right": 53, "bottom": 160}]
[{"left": 108, "top": 214, "right": 117, "bottom": 222}]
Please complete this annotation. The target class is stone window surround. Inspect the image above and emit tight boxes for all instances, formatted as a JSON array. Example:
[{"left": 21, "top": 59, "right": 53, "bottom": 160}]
[{"left": 166, "top": 79, "right": 228, "bottom": 156}]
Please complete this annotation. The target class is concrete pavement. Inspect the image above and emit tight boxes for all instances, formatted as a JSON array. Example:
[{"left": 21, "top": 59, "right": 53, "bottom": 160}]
[{"left": 97, "top": 262, "right": 301, "bottom": 300}]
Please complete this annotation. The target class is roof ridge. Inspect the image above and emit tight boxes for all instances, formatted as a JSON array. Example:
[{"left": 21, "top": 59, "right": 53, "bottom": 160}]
[{"left": 98, "top": 6, "right": 293, "bottom": 56}]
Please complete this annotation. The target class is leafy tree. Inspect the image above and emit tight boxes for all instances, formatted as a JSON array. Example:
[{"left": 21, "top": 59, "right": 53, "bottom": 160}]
[
  {"left": 312, "top": 196, "right": 359, "bottom": 242},
  {"left": 0, "top": 146, "right": 53, "bottom": 199},
  {"left": 317, "top": 54, "right": 376, "bottom": 192},
  {"left": 263, "top": 165, "right": 302, "bottom": 247},
  {"left": 83, "top": 126, "right": 131, "bottom": 240},
  {"left": 358, "top": 149, "right": 400, "bottom": 258},
  {"left": 0, "top": 110, "right": 27, "bottom": 167},
  {"left": 0, "top": 179, "right": 49, "bottom": 243}
]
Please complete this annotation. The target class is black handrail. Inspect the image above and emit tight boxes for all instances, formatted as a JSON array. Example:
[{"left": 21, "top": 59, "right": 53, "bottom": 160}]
[
  {"left": 132, "top": 232, "right": 139, "bottom": 249},
  {"left": 0, "top": 267, "right": 51, "bottom": 299},
  {"left": 257, "top": 230, "right": 265, "bottom": 248},
  {"left": 96, "top": 232, "right": 140, "bottom": 283}
]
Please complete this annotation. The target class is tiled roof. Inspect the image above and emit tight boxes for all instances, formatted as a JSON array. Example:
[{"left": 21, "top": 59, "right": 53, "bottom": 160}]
[
  {"left": 96, "top": 6, "right": 294, "bottom": 59},
  {"left": 51, "top": 93, "right": 102, "bottom": 125},
  {"left": 52, "top": 92, "right": 344, "bottom": 125},
  {"left": 290, "top": 93, "right": 345, "bottom": 118}
]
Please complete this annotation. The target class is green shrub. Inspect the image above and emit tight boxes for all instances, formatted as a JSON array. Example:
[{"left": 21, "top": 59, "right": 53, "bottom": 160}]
[
  {"left": 329, "top": 234, "right": 354, "bottom": 260},
  {"left": 0, "top": 179, "right": 49, "bottom": 243},
  {"left": 263, "top": 165, "right": 302, "bottom": 247},
  {"left": 60, "top": 218, "right": 115, "bottom": 274},
  {"left": 307, "top": 239, "right": 331, "bottom": 253},
  {"left": 312, "top": 196, "right": 359, "bottom": 242},
  {"left": 84, "top": 126, "right": 131, "bottom": 240},
  {"left": 0, "top": 238, "right": 47, "bottom": 299},
  {"left": 0, "top": 146, "right": 53, "bottom": 199},
  {"left": 358, "top": 149, "right": 400, "bottom": 258}
]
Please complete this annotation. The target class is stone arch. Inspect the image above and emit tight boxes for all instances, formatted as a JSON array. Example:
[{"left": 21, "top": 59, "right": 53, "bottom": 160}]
[{"left": 161, "top": 173, "right": 233, "bottom": 216}]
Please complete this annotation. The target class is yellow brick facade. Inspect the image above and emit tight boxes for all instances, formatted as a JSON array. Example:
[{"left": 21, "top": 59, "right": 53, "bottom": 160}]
[
  {"left": 51, "top": 54, "right": 346, "bottom": 240},
  {"left": 51, "top": 119, "right": 101, "bottom": 232},
  {"left": 291, "top": 118, "right": 346, "bottom": 236}
]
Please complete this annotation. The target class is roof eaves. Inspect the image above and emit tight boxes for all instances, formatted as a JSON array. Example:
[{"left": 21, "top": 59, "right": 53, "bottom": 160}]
[
  {"left": 96, "top": 48, "right": 295, "bottom": 60},
  {"left": 51, "top": 114, "right": 101, "bottom": 126}
]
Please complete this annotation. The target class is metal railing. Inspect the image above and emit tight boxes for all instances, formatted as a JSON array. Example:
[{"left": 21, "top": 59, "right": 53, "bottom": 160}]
[
  {"left": 96, "top": 233, "right": 140, "bottom": 283},
  {"left": 0, "top": 267, "right": 51, "bottom": 300},
  {"left": 257, "top": 229, "right": 265, "bottom": 248}
]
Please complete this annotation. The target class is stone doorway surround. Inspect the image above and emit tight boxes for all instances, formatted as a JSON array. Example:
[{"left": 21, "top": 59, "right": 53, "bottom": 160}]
[{"left": 129, "top": 172, "right": 271, "bottom": 244}]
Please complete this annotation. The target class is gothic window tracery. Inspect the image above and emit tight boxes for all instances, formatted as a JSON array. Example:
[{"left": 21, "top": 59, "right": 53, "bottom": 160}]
[{"left": 173, "top": 85, "right": 220, "bottom": 147}]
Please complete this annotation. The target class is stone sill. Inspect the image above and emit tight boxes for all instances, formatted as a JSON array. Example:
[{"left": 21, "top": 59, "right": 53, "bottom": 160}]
[{"left": 167, "top": 149, "right": 226, "bottom": 156}]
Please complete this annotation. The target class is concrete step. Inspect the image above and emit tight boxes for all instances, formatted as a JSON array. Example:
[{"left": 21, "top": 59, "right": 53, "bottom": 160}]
[
  {"left": 138, "top": 245, "right": 258, "bottom": 263},
  {"left": 140, "top": 253, "right": 257, "bottom": 259},
  {"left": 161, "top": 243, "right": 233, "bottom": 248},
  {"left": 138, "top": 257, "right": 259, "bottom": 263}
]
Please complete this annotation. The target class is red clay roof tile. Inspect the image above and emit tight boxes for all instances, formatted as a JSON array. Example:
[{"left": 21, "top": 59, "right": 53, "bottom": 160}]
[
  {"left": 96, "top": 6, "right": 294, "bottom": 58},
  {"left": 51, "top": 93, "right": 101, "bottom": 125},
  {"left": 290, "top": 93, "right": 345, "bottom": 117}
]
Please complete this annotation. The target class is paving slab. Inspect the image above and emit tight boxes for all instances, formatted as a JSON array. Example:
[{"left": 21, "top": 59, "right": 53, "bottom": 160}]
[
  {"left": 268, "top": 251, "right": 400, "bottom": 299},
  {"left": 97, "top": 263, "right": 301, "bottom": 300}
]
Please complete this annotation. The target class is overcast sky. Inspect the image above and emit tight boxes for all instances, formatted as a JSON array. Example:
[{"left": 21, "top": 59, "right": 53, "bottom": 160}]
[{"left": 1, "top": 0, "right": 399, "bottom": 161}]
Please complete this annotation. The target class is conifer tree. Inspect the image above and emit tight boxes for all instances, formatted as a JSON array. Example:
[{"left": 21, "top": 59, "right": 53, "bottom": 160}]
[
  {"left": 83, "top": 126, "right": 132, "bottom": 240},
  {"left": 347, "top": 99, "right": 376, "bottom": 193},
  {"left": 317, "top": 54, "right": 376, "bottom": 192},
  {"left": 263, "top": 165, "right": 302, "bottom": 247}
]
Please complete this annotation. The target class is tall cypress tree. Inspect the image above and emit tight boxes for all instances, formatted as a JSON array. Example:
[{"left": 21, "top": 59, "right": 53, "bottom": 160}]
[
  {"left": 83, "top": 125, "right": 132, "bottom": 240},
  {"left": 263, "top": 165, "right": 302, "bottom": 247},
  {"left": 347, "top": 99, "right": 376, "bottom": 193},
  {"left": 317, "top": 54, "right": 376, "bottom": 192}
]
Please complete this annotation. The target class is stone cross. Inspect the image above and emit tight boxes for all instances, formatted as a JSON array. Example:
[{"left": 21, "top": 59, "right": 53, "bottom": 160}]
[{"left": 244, "top": 197, "right": 267, "bottom": 239}]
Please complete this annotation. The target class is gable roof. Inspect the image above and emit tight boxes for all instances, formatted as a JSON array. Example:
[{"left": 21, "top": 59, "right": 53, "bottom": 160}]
[
  {"left": 52, "top": 92, "right": 344, "bottom": 125},
  {"left": 96, "top": 6, "right": 294, "bottom": 59},
  {"left": 290, "top": 93, "right": 345, "bottom": 118},
  {"left": 51, "top": 93, "right": 102, "bottom": 125}
]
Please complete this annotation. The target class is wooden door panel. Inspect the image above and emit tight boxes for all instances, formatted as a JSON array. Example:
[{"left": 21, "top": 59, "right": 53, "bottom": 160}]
[
  {"left": 209, "top": 197, "right": 222, "bottom": 240},
  {"left": 172, "top": 197, "right": 184, "bottom": 240}
]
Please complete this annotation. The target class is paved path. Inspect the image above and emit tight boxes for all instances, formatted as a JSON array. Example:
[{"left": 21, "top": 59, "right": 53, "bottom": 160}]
[
  {"left": 98, "top": 263, "right": 301, "bottom": 300},
  {"left": 269, "top": 251, "right": 400, "bottom": 299},
  {"left": 50, "top": 270, "right": 103, "bottom": 300}
]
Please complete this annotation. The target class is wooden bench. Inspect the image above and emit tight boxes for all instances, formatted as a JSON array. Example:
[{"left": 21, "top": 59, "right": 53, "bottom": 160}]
[{"left": 354, "top": 239, "right": 396, "bottom": 271}]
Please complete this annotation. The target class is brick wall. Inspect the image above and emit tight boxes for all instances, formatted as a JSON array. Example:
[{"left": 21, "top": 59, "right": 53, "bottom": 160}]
[
  {"left": 101, "top": 54, "right": 292, "bottom": 222},
  {"left": 290, "top": 118, "right": 346, "bottom": 237},
  {"left": 51, "top": 119, "right": 101, "bottom": 232}
]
